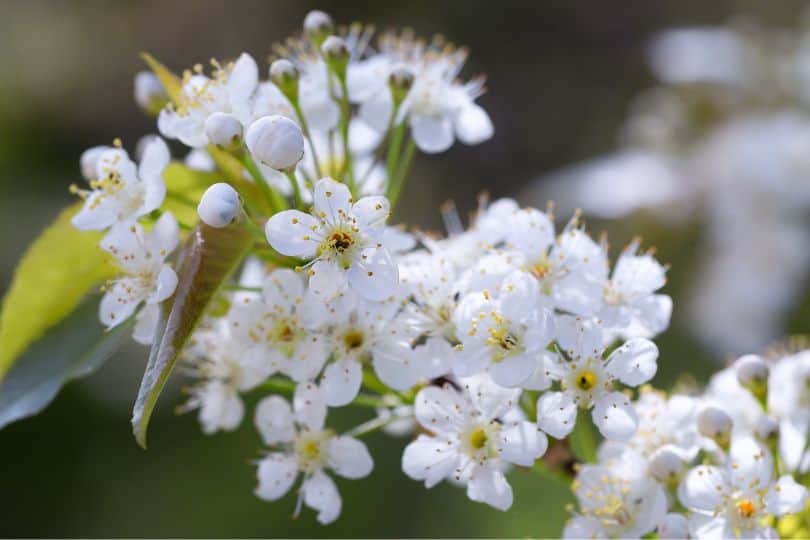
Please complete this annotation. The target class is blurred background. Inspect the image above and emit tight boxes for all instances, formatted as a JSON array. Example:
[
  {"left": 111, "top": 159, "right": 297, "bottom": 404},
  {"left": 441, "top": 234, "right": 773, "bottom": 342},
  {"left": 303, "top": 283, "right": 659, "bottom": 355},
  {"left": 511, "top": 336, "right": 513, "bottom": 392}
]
[{"left": 1, "top": 0, "right": 809, "bottom": 537}]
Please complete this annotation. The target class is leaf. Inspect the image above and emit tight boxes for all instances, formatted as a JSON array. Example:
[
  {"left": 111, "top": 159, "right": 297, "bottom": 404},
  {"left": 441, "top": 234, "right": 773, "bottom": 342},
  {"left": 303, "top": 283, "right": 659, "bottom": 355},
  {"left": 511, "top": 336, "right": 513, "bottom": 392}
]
[
  {"left": 0, "top": 298, "right": 133, "bottom": 430},
  {"left": 141, "top": 52, "right": 182, "bottom": 103},
  {"left": 0, "top": 203, "right": 116, "bottom": 380},
  {"left": 131, "top": 221, "right": 254, "bottom": 448}
]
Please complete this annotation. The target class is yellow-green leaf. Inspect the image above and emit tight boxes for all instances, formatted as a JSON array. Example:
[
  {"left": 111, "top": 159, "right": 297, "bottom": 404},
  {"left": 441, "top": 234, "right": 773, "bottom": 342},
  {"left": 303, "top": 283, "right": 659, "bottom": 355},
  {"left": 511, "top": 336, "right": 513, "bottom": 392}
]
[
  {"left": 0, "top": 203, "right": 116, "bottom": 380},
  {"left": 141, "top": 52, "right": 182, "bottom": 103}
]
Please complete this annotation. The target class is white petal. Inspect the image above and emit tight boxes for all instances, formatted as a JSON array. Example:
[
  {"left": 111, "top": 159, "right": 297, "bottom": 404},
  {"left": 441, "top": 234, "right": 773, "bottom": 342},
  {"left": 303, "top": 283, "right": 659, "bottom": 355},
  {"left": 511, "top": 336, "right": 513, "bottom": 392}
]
[
  {"left": 254, "top": 395, "right": 295, "bottom": 445},
  {"left": 352, "top": 196, "right": 390, "bottom": 231},
  {"left": 308, "top": 259, "right": 348, "bottom": 301},
  {"left": 137, "top": 136, "right": 170, "bottom": 183},
  {"left": 678, "top": 465, "right": 728, "bottom": 512},
  {"left": 522, "top": 351, "right": 553, "bottom": 391},
  {"left": 294, "top": 381, "right": 327, "bottom": 431},
  {"left": 489, "top": 352, "right": 535, "bottom": 388},
  {"left": 635, "top": 294, "right": 673, "bottom": 336},
  {"left": 411, "top": 114, "right": 454, "bottom": 154},
  {"left": 563, "top": 516, "right": 602, "bottom": 539},
  {"left": 466, "top": 466, "right": 513, "bottom": 511},
  {"left": 688, "top": 513, "right": 734, "bottom": 540},
  {"left": 132, "top": 303, "right": 160, "bottom": 345},
  {"left": 537, "top": 391, "right": 577, "bottom": 439},
  {"left": 302, "top": 470, "right": 342, "bottom": 525},
  {"left": 729, "top": 435, "right": 772, "bottom": 490},
  {"left": 657, "top": 513, "right": 689, "bottom": 540},
  {"left": 454, "top": 104, "right": 494, "bottom": 145},
  {"left": 227, "top": 53, "right": 259, "bottom": 119},
  {"left": 348, "top": 246, "right": 399, "bottom": 301},
  {"left": 765, "top": 475, "right": 808, "bottom": 516},
  {"left": 326, "top": 436, "right": 373, "bottom": 479},
  {"left": 314, "top": 177, "right": 353, "bottom": 224},
  {"left": 414, "top": 385, "right": 469, "bottom": 434},
  {"left": 401, "top": 434, "right": 459, "bottom": 488},
  {"left": 372, "top": 343, "right": 422, "bottom": 392},
  {"left": 255, "top": 453, "right": 298, "bottom": 501},
  {"left": 555, "top": 315, "right": 605, "bottom": 361},
  {"left": 148, "top": 211, "right": 180, "bottom": 256},
  {"left": 321, "top": 359, "right": 362, "bottom": 407},
  {"left": 147, "top": 266, "right": 178, "bottom": 304},
  {"left": 198, "top": 380, "right": 244, "bottom": 434},
  {"left": 262, "top": 268, "right": 304, "bottom": 312},
  {"left": 265, "top": 210, "right": 320, "bottom": 258},
  {"left": 99, "top": 281, "right": 143, "bottom": 329},
  {"left": 416, "top": 337, "right": 454, "bottom": 380},
  {"left": 605, "top": 338, "right": 658, "bottom": 386},
  {"left": 592, "top": 391, "right": 638, "bottom": 440},
  {"left": 284, "top": 338, "right": 330, "bottom": 382},
  {"left": 498, "top": 420, "right": 547, "bottom": 466},
  {"left": 359, "top": 92, "right": 393, "bottom": 132}
]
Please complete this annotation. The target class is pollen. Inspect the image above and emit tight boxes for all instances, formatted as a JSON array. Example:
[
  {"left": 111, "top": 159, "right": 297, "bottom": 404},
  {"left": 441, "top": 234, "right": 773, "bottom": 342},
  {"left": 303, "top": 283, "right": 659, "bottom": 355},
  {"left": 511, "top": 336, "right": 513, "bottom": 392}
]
[
  {"left": 576, "top": 370, "right": 597, "bottom": 391},
  {"left": 737, "top": 500, "right": 756, "bottom": 519},
  {"left": 469, "top": 428, "right": 488, "bottom": 450}
]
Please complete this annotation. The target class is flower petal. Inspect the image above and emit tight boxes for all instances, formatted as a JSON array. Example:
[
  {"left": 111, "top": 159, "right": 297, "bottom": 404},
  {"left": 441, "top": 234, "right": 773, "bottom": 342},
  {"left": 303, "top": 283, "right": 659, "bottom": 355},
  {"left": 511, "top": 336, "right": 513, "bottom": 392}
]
[
  {"left": 347, "top": 246, "right": 398, "bottom": 301},
  {"left": 255, "top": 452, "right": 298, "bottom": 501},
  {"left": 498, "top": 420, "right": 547, "bottom": 466},
  {"left": 466, "top": 466, "right": 513, "bottom": 511},
  {"left": 265, "top": 210, "right": 320, "bottom": 258},
  {"left": 314, "top": 177, "right": 353, "bottom": 225},
  {"left": 302, "top": 470, "right": 342, "bottom": 525},
  {"left": 678, "top": 465, "right": 728, "bottom": 512},
  {"left": 402, "top": 434, "right": 459, "bottom": 488},
  {"left": 254, "top": 395, "right": 295, "bottom": 445},
  {"left": 605, "top": 338, "right": 658, "bottom": 386},
  {"left": 413, "top": 385, "right": 469, "bottom": 434},
  {"left": 327, "top": 436, "right": 373, "bottom": 479},
  {"left": 454, "top": 104, "right": 494, "bottom": 145},
  {"left": 592, "top": 391, "right": 638, "bottom": 440},
  {"left": 411, "top": 114, "right": 454, "bottom": 154},
  {"left": 537, "top": 391, "right": 577, "bottom": 439},
  {"left": 764, "top": 475, "right": 808, "bottom": 516},
  {"left": 321, "top": 359, "right": 362, "bottom": 407},
  {"left": 293, "top": 381, "right": 327, "bottom": 431}
]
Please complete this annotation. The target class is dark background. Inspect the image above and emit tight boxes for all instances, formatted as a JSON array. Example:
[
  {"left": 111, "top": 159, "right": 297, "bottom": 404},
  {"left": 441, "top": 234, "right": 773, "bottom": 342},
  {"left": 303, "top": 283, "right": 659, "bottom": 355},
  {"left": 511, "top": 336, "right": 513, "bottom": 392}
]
[{"left": 1, "top": 1, "right": 808, "bottom": 537}]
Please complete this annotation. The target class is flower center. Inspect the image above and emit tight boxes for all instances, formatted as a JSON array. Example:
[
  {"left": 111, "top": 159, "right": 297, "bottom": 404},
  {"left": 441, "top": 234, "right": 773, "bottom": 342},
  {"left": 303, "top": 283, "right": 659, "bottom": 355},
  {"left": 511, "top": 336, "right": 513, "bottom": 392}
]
[
  {"left": 469, "top": 428, "right": 488, "bottom": 450},
  {"left": 342, "top": 329, "right": 365, "bottom": 350},
  {"left": 576, "top": 370, "right": 597, "bottom": 391},
  {"left": 328, "top": 231, "right": 355, "bottom": 253},
  {"left": 736, "top": 500, "right": 756, "bottom": 519},
  {"left": 485, "top": 314, "right": 521, "bottom": 362},
  {"left": 294, "top": 431, "right": 331, "bottom": 473}
]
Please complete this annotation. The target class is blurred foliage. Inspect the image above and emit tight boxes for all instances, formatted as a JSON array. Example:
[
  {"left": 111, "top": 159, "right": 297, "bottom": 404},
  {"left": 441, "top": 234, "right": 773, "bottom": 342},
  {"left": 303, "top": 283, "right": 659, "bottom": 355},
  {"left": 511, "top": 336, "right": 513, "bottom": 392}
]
[{"left": 1, "top": 0, "right": 809, "bottom": 537}]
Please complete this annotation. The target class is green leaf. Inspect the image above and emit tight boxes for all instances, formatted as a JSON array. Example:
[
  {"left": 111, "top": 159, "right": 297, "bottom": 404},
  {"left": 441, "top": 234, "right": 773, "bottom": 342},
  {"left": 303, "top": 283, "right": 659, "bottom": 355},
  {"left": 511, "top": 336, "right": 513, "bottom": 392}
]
[
  {"left": 141, "top": 52, "right": 182, "bottom": 103},
  {"left": 131, "top": 221, "right": 254, "bottom": 448},
  {"left": 0, "top": 298, "right": 133, "bottom": 430},
  {"left": 0, "top": 203, "right": 116, "bottom": 380}
]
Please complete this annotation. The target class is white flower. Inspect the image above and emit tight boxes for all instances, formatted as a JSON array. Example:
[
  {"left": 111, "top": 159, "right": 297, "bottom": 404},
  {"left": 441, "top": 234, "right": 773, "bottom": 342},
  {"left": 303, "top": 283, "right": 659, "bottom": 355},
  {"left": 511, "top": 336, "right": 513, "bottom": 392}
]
[
  {"left": 306, "top": 290, "right": 411, "bottom": 406},
  {"left": 245, "top": 115, "right": 305, "bottom": 170},
  {"left": 453, "top": 270, "right": 554, "bottom": 388},
  {"left": 158, "top": 53, "right": 259, "bottom": 148},
  {"left": 181, "top": 325, "right": 275, "bottom": 434},
  {"left": 204, "top": 111, "right": 243, "bottom": 151},
  {"left": 197, "top": 182, "right": 240, "bottom": 228},
  {"left": 538, "top": 316, "right": 658, "bottom": 440},
  {"left": 624, "top": 389, "right": 703, "bottom": 460},
  {"left": 254, "top": 383, "right": 373, "bottom": 525},
  {"left": 359, "top": 34, "right": 493, "bottom": 153},
  {"left": 72, "top": 138, "right": 169, "bottom": 231},
  {"left": 265, "top": 177, "right": 398, "bottom": 301},
  {"left": 98, "top": 212, "right": 179, "bottom": 329},
  {"left": 226, "top": 269, "right": 329, "bottom": 383},
  {"left": 564, "top": 449, "right": 667, "bottom": 539},
  {"left": 679, "top": 436, "right": 808, "bottom": 539},
  {"left": 599, "top": 240, "right": 672, "bottom": 339},
  {"left": 501, "top": 208, "right": 608, "bottom": 316},
  {"left": 402, "top": 375, "right": 547, "bottom": 510}
]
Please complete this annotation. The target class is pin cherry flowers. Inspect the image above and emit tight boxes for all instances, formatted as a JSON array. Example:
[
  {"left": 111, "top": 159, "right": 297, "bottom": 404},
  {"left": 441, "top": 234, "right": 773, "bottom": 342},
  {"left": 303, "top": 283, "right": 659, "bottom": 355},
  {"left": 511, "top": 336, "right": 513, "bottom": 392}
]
[{"left": 1, "top": 9, "right": 809, "bottom": 538}]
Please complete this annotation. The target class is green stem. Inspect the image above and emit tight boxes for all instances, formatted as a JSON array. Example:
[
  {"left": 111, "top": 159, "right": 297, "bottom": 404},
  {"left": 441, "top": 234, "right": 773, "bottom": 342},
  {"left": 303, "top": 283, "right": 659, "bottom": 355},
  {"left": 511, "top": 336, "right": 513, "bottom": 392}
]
[
  {"left": 285, "top": 170, "right": 304, "bottom": 210},
  {"left": 336, "top": 76, "right": 357, "bottom": 195},
  {"left": 569, "top": 409, "right": 599, "bottom": 463},
  {"left": 291, "top": 100, "right": 324, "bottom": 179},
  {"left": 387, "top": 137, "right": 416, "bottom": 210},
  {"left": 256, "top": 377, "right": 387, "bottom": 410},
  {"left": 385, "top": 121, "right": 407, "bottom": 193},
  {"left": 253, "top": 247, "right": 304, "bottom": 269},
  {"left": 345, "top": 414, "right": 400, "bottom": 438},
  {"left": 241, "top": 153, "right": 288, "bottom": 214}
]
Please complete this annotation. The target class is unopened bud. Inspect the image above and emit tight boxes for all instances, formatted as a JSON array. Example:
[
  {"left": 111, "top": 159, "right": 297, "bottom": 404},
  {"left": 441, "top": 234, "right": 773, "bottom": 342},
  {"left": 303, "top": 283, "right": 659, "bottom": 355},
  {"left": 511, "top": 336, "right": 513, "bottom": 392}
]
[
  {"left": 697, "top": 406, "right": 733, "bottom": 448},
  {"left": 134, "top": 71, "right": 168, "bottom": 116},
  {"left": 755, "top": 415, "right": 780, "bottom": 443},
  {"left": 735, "top": 354, "right": 769, "bottom": 402},
  {"left": 304, "top": 10, "right": 333, "bottom": 47},
  {"left": 321, "top": 35, "right": 350, "bottom": 78},
  {"left": 388, "top": 65, "right": 414, "bottom": 106},
  {"left": 204, "top": 112, "right": 243, "bottom": 151},
  {"left": 649, "top": 447, "right": 684, "bottom": 481},
  {"left": 198, "top": 183, "right": 240, "bottom": 228},
  {"left": 269, "top": 59, "right": 299, "bottom": 101},
  {"left": 245, "top": 115, "right": 305, "bottom": 171}
]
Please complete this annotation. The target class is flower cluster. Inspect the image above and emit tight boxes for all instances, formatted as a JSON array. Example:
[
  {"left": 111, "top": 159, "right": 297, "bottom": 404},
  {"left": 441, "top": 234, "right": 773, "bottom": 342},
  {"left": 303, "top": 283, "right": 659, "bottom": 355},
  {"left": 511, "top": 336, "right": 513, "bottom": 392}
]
[
  {"left": 565, "top": 349, "right": 810, "bottom": 539},
  {"left": 58, "top": 8, "right": 810, "bottom": 537},
  {"left": 539, "top": 16, "right": 810, "bottom": 356}
]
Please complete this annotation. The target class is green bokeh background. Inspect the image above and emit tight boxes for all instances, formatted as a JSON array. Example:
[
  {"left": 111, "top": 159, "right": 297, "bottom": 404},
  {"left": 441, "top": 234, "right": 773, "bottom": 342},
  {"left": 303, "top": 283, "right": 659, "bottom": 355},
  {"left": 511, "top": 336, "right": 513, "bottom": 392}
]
[{"left": 1, "top": 0, "right": 808, "bottom": 537}]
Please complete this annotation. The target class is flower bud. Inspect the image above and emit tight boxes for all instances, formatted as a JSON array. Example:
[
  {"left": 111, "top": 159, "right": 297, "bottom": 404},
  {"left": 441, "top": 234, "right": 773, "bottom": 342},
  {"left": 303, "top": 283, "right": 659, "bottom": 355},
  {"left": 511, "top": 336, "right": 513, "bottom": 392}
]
[
  {"left": 134, "top": 71, "right": 168, "bottom": 116},
  {"left": 321, "top": 35, "right": 350, "bottom": 78},
  {"left": 204, "top": 112, "right": 243, "bottom": 151},
  {"left": 304, "top": 10, "right": 334, "bottom": 47},
  {"left": 697, "top": 406, "right": 733, "bottom": 448},
  {"left": 269, "top": 59, "right": 299, "bottom": 102},
  {"left": 755, "top": 414, "right": 779, "bottom": 443},
  {"left": 649, "top": 447, "right": 684, "bottom": 481},
  {"left": 735, "top": 354, "right": 769, "bottom": 402},
  {"left": 388, "top": 65, "right": 414, "bottom": 106},
  {"left": 198, "top": 183, "right": 240, "bottom": 228},
  {"left": 245, "top": 115, "right": 305, "bottom": 170}
]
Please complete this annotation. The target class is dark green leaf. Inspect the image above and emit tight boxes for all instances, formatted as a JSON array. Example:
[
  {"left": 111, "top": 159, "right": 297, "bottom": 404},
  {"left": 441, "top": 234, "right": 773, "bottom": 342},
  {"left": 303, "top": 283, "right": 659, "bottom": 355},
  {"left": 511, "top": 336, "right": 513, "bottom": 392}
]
[
  {"left": 0, "top": 298, "right": 132, "bottom": 430},
  {"left": 131, "top": 222, "right": 254, "bottom": 448}
]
